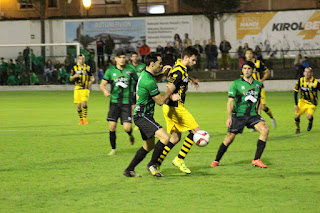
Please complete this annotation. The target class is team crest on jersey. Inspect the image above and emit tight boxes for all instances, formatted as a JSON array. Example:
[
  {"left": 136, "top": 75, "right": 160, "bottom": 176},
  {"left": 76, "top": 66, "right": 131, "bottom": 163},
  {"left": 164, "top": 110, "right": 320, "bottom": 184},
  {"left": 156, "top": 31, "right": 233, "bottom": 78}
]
[
  {"left": 126, "top": 71, "right": 131, "bottom": 75},
  {"left": 241, "top": 86, "right": 245, "bottom": 90},
  {"left": 256, "top": 84, "right": 260, "bottom": 88},
  {"left": 183, "top": 77, "right": 188, "bottom": 82},
  {"left": 113, "top": 73, "right": 117, "bottom": 76}
]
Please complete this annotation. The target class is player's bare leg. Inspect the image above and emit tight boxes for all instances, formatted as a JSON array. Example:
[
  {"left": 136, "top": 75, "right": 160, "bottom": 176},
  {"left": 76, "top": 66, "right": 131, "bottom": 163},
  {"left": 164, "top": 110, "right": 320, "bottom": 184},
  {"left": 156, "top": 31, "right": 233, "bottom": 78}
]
[
  {"left": 211, "top": 132, "right": 236, "bottom": 167},
  {"left": 123, "top": 122, "right": 134, "bottom": 145},
  {"left": 252, "top": 121, "right": 269, "bottom": 168}
]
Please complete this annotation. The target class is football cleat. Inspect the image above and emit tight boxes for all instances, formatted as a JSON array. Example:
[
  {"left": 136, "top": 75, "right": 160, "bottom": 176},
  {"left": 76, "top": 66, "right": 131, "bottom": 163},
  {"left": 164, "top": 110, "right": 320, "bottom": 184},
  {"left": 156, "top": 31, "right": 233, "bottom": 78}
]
[
  {"left": 107, "top": 149, "right": 116, "bottom": 156},
  {"left": 172, "top": 156, "right": 191, "bottom": 174},
  {"left": 129, "top": 135, "right": 135, "bottom": 145},
  {"left": 210, "top": 161, "right": 219, "bottom": 167},
  {"left": 296, "top": 129, "right": 300, "bottom": 134},
  {"left": 271, "top": 118, "right": 277, "bottom": 128},
  {"left": 252, "top": 159, "right": 267, "bottom": 168},
  {"left": 82, "top": 118, "right": 88, "bottom": 125},
  {"left": 147, "top": 165, "right": 163, "bottom": 177},
  {"left": 78, "top": 120, "right": 84, "bottom": 125},
  {"left": 307, "top": 123, "right": 313, "bottom": 131},
  {"left": 123, "top": 170, "right": 141, "bottom": 177}
]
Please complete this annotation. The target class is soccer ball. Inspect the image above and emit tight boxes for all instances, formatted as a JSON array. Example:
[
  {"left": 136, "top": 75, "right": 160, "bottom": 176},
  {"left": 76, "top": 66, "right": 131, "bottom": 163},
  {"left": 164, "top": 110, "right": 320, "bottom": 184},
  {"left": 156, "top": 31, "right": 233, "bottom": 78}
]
[{"left": 193, "top": 130, "right": 210, "bottom": 147}]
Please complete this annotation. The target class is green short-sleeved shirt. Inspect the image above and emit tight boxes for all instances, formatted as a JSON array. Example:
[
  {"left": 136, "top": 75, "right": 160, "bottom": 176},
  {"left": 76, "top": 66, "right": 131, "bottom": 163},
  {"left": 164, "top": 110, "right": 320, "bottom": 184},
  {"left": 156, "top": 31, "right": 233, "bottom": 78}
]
[
  {"left": 228, "top": 78, "right": 263, "bottom": 117},
  {"left": 103, "top": 65, "right": 138, "bottom": 105},
  {"left": 134, "top": 70, "right": 160, "bottom": 117},
  {"left": 128, "top": 63, "right": 146, "bottom": 77}
]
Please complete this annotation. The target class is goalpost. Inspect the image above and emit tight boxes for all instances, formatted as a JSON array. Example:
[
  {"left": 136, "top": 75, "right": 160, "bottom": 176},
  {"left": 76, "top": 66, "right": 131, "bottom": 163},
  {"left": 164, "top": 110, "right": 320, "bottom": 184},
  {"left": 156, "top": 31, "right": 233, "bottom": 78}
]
[{"left": 0, "top": 42, "right": 80, "bottom": 85}]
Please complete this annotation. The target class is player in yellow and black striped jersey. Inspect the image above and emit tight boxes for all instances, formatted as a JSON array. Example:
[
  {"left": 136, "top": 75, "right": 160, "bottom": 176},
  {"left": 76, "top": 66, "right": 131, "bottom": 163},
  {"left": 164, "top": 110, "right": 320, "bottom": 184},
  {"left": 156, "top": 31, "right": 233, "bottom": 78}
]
[
  {"left": 245, "top": 48, "right": 277, "bottom": 128},
  {"left": 294, "top": 67, "right": 320, "bottom": 134},
  {"left": 155, "top": 46, "right": 201, "bottom": 174},
  {"left": 70, "top": 54, "right": 95, "bottom": 125}
]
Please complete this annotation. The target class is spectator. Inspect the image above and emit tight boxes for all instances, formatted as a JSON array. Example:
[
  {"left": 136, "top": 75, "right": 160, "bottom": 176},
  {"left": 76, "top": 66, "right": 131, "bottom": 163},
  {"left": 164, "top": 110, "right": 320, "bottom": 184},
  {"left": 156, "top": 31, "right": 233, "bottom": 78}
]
[
  {"left": 21, "top": 72, "right": 30, "bottom": 85},
  {"left": 8, "top": 59, "right": 15, "bottom": 74},
  {"left": 30, "top": 49, "right": 36, "bottom": 73},
  {"left": 7, "top": 71, "right": 17, "bottom": 85},
  {"left": 96, "top": 36, "right": 105, "bottom": 68},
  {"left": 44, "top": 59, "right": 54, "bottom": 83},
  {"left": 0, "top": 57, "right": 8, "bottom": 85},
  {"left": 254, "top": 45, "right": 263, "bottom": 62},
  {"left": 183, "top": 41, "right": 189, "bottom": 49},
  {"left": 174, "top": 34, "right": 182, "bottom": 46},
  {"left": 193, "top": 40, "right": 203, "bottom": 71},
  {"left": 237, "top": 45, "right": 245, "bottom": 70},
  {"left": 138, "top": 40, "right": 150, "bottom": 62},
  {"left": 97, "top": 66, "right": 105, "bottom": 84},
  {"left": 105, "top": 34, "right": 115, "bottom": 64},
  {"left": 163, "top": 42, "right": 176, "bottom": 66},
  {"left": 156, "top": 45, "right": 164, "bottom": 57},
  {"left": 205, "top": 39, "right": 218, "bottom": 72},
  {"left": 57, "top": 64, "right": 67, "bottom": 84},
  {"left": 30, "top": 71, "right": 39, "bottom": 85},
  {"left": 243, "top": 43, "right": 249, "bottom": 52},
  {"left": 294, "top": 54, "right": 304, "bottom": 78},
  {"left": 174, "top": 40, "right": 183, "bottom": 60},
  {"left": 183, "top": 33, "right": 192, "bottom": 46},
  {"left": 302, "top": 56, "right": 310, "bottom": 68},
  {"left": 17, "top": 52, "right": 24, "bottom": 63},
  {"left": 219, "top": 36, "right": 232, "bottom": 70},
  {"left": 14, "top": 59, "right": 23, "bottom": 76},
  {"left": 23, "top": 46, "right": 30, "bottom": 72}
]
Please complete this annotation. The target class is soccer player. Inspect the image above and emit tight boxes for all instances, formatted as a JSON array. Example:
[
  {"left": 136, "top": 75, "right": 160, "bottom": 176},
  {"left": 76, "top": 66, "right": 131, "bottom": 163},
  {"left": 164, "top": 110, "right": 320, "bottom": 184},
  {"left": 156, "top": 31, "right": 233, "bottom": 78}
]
[
  {"left": 211, "top": 61, "right": 269, "bottom": 168},
  {"left": 128, "top": 52, "right": 146, "bottom": 112},
  {"left": 155, "top": 46, "right": 201, "bottom": 174},
  {"left": 100, "top": 50, "right": 138, "bottom": 155},
  {"left": 123, "top": 52, "right": 179, "bottom": 177},
  {"left": 294, "top": 67, "right": 320, "bottom": 134},
  {"left": 245, "top": 48, "right": 277, "bottom": 128},
  {"left": 70, "top": 54, "right": 94, "bottom": 125}
]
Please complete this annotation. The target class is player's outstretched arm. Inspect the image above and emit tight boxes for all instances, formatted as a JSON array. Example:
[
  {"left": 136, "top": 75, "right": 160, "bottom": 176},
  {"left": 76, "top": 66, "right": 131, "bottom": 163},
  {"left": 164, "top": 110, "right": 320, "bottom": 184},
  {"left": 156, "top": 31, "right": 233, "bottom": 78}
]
[
  {"left": 260, "top": 69, "right": 270, "bottom": 82},
  {"left": 189, "top": 77, "right": 199, "bottom": 90},
  {"left": 152, "top": 82, "right": 177, "bottom": 105},
  {"left": 294, "top": 91, "right": 299, "bottom": 112},
  {"left": 155, "top": 65, "right": 172, "bottom": 82},
  {"left": 89, "top": 76, "right": 95, "bottom": 87},
  {"left": 100, "top": 79, "right": 110, "bottom": 97}
]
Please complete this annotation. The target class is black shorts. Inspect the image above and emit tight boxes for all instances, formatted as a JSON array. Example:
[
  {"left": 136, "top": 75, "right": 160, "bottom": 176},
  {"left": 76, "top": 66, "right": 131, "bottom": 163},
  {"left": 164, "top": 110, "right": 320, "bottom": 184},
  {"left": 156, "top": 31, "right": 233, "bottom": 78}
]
[
  {"left": 228, "top": 115, "right": 265, "bottom": 134},
  {"left": 134, "top": 114, "right": 162, "bottom": 140},
  {"left": 107, "top": 103, "right": 132, "bottom": 124}
]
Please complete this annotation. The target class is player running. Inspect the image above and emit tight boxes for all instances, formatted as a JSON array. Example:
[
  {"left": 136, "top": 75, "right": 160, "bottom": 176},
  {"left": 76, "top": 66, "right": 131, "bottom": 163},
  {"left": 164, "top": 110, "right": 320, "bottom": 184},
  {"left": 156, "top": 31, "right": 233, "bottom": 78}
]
[
  {"left": 294, "top": 67, "right": 320, "bottom": 134},
  {"left": 70, "top": 54, "right": 94, "bottom": 125}
]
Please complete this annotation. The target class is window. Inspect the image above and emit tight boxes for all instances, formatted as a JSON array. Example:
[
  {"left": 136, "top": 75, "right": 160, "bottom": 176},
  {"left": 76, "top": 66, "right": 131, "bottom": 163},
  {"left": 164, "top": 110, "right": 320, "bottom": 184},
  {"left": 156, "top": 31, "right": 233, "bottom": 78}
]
[
  {"left": 19, "top": 0, "right": 33, "bottom": 9},
  {"left": 48, "top": 0, "right": 58, "bottom": 8},
  {"left": 92, "top": 0, "right": 121, "bottom": 4}
]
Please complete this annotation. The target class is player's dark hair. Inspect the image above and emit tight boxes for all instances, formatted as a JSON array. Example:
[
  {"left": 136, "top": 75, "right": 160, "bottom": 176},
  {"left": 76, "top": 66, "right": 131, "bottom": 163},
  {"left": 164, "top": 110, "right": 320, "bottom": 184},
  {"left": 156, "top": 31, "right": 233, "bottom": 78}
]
[
  {"left": 144, "top": 52, "right": 161, "bottom": 67},
  {"left": 242, "top": 60, "right": 255, "bottom": 69},
  {"left": 115, "top": 50, "right": 127, "bottom": 57},
  {"left": 245, "top": 48, "right": 254, "bottom": 54},
  {"left": 130, "top": 51, "right": 138, "bottom": 57},
  {"left": 181, "top": 46, "right": 199, "bottom": 59}
]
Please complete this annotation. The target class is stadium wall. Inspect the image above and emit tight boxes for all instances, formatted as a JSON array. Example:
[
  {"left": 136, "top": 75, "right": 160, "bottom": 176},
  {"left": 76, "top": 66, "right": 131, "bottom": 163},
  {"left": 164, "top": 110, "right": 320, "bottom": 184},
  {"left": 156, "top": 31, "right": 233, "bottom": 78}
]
[{"left": 0, "top": 80, "right": 298, "bottom": 92}]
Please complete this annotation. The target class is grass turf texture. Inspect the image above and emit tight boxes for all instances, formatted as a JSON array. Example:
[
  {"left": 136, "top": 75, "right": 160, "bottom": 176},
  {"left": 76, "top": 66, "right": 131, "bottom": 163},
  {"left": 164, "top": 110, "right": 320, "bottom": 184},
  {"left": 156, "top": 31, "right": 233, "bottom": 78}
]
[{"left": 1, "top": 91, "right": 319, "bottom": 212}]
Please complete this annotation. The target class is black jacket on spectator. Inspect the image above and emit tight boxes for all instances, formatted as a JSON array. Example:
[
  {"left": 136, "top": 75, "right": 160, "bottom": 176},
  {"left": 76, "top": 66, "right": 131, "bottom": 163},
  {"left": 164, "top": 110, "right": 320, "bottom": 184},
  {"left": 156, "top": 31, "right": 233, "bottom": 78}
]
[
  {"left": 205, "top": 44, "right": 218, "bottom": 57},
  {"left": 219, "top": 41, "right": 232, "bottom": 53}
]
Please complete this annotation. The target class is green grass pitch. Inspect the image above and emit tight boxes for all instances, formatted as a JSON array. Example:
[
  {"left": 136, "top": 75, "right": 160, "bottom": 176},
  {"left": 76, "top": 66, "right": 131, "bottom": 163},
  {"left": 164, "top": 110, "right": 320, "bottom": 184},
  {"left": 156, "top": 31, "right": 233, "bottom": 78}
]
[{"left": 1, "top": 90, "right": 319, "bottom": 212}]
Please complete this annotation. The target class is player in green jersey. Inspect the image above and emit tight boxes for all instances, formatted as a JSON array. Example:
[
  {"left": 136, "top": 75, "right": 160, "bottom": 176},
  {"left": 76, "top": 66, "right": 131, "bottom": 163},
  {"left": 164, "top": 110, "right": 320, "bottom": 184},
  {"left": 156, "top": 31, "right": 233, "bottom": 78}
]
[
  {"left": 211, "top": 61, "right": 269, "bottom": 168},
  {"left": 100, "top": 50, "right": 139, "bottom": 156},
  {"left": 128, "top": 52, "right": 147, "bottom": 124},
  {"left": 123, "top": 52, "right": 180, "bottom": 177}
]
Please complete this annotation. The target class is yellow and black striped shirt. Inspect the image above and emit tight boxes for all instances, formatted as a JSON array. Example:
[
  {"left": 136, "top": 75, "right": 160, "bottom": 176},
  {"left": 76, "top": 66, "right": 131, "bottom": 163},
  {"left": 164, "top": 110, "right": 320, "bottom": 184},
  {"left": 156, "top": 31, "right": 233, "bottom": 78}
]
[
  {"left": 252, "top": 59, "right": 268, "bottom": 81},
  {"left": 294, "top": 77, "right": 320, "bottom": 106},
  {"left": 71, "top": 64, "right": 92, "bottom": 90},
  {"left": 165, "top": 59, "right": 189, "bottom": 107}
]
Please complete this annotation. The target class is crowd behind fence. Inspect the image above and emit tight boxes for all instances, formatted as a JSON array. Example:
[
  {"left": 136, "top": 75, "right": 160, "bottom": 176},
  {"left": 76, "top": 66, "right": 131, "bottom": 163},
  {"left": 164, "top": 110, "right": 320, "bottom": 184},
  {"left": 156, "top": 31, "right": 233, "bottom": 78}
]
[{"left": 1, "top": 46, "right": 319, "bottom": 86}]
